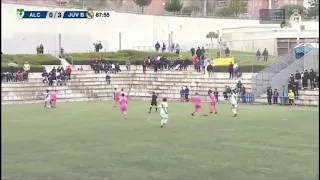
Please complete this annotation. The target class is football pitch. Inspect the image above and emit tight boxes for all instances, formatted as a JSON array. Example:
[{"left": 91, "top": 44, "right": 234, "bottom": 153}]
[{"left": 2, "top": 101, "right": 319, "bottom": 180}]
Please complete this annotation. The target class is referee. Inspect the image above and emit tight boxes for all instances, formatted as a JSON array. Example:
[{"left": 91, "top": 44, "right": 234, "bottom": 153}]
[{"left": 149, "top": 92, "right": 158, "bottom": 113}]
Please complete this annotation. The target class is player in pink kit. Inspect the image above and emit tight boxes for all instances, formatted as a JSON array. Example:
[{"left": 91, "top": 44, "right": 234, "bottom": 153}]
[
  {"left": 50, "top": 91, "right": 57, "bottom": 108},
  {"left": 208, "top": 90, "right": 217, "bottom": 114},
  {"left": 119, "top": 93, "right": 128, "bottom": 119},
  {"left": 191, "top": 93, "right": 206, "bottom": 116},
  {"left": 114, "top": 88, "right": 120, "bottom": 107}
]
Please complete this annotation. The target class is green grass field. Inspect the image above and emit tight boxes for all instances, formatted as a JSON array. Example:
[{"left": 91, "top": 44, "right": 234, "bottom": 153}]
[{"left": 2, "top": 101, "right": 319, "bottom": 180}]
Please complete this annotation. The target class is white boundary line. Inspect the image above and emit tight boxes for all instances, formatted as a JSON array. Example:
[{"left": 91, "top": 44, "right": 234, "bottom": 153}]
[{"left": 145, "top": 114, "right": 317, "bottom": 134}]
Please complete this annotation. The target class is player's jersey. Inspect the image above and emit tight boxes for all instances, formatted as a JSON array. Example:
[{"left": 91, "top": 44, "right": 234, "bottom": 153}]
[
  {"left": 159, "top": 102, "right": 168, "bottom": 114},
  {"left": 151, "top": 94, "right": 157, "bottom": 102},
  {"left": 230, "top": 93, "right": 237, "bottom": 105},
  {"left": 43, "top": 92, "right": 50, "bottom": 99}
]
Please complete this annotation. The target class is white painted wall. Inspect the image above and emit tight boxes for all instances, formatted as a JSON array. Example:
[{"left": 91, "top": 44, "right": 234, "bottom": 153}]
[
  {"left": 2, "top": 3, "right": 319, "bottom": 54},
  {"left": 221, "top": 26, "right": 319, "bottom": 55}
]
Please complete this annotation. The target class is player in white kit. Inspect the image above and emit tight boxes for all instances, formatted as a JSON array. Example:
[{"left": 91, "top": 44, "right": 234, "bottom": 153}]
[
  {"left": 230, "top": 90, "right": 238, "bottom": 117},
  {"left": 159, "top": 98, "right": 169, "bottom": 128},
  {"left": 43, "top": 89, "right": 51, "bottom": 108}
]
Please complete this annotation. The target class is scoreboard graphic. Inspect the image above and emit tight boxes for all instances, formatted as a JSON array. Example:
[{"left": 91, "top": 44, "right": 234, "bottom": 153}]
[{"left": 16, "top": 8, "right": 110, "bottom": 19}]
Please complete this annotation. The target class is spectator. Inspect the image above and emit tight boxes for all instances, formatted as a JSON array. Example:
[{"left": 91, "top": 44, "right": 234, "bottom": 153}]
[
  {"left": 273, "top": 89, "right": 279, "bottom": 104},
  {"left": 23, "top": 62, "right": 30, "bottom": 72},
  {"left": 302, "top": 70, "right": 309, "bottom": 89},
  {"left": 16, "top": 70, "right": 23, "bottom": 81},
  {"left": 288, "top": 90, "right": 295, "bottom": 106},
  {"left": 162, "top": 43, "right": 166, "bottom": 52},
  {"left": 225, "top": 47, "right": 230, "bottom": 57},
  {"left": 115, "top": 63, "right": 121, "bottom": 73},
  {"left": 295, "top": 70, "right": 302, "bottom": 88},
  {"left": 180, "top": 87, "right": 185, "bottom": 102},
  {"left": 39, "top": 44, "right": 44, "bottom": 54},
  {"left": 175, "top": 44, "right": 180, "bottom": 55},
  {"left": 256, "top": 49, "right": 261, "bottom": 61},
  {"left": 201, "top": 47, "right": 205, "bottom": 60},
  {"left": 190, "top": 47, "right": 195, "bottom": 56},
  {"left": 282, "top": 88, "right": 289, "bottom": 105},
  {"left": 262, "top": 48, "right": 268, "bottom": 61},
  {"left": 42, "top": 69, "right": 48, "bottom": 83},
  {"left": 126, "top": 59, "right": 131, "bottom": 71},
  {"left": 207, "top": 63, "right": 213, "bottom": 77},
  {"left": 228, "top": 62, "right": 233, "bottom": 79},
  {"left": 155, "top": 42, "right": 160, "bottom": 52},
  {"left": 309, "top": 69, "right": 316, "bottom": 89},
  {"left": 65, "top": 66, "right": 72, "bottom": 80},
  {"left": 106, "top": 74, "right": 111, "bottom": 84},
  {"left": 142, "top": 58, "right": 147, "bottom": 73},
  {"left": 240, "top": 85, "right": 246, "bottom": 103},
  {"left": 171, "top": 43, "right": 175, "bottom": 52},
  {"left": 196, "top": 47, "right": 201, "bottom": 60},
  {"left": 93, "top": 41, "right": 103, "bottom": 52},
  {"left": 223, "top": 86, "right": 231, "bottom": 100},
  {"left": 184, "top": 86, "right": 189, "bottom": 102}
]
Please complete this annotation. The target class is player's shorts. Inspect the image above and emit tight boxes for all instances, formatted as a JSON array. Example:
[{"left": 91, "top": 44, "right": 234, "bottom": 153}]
[
  {"left": 121, "top": 106, "right": 127, "bottom": 111},
  {"left": 161, "top": 113, "right": 168, "bottom": 119},
  {"left": 51, "top": 99, "right": 56, "bottom": 103},
  {"left": 289, "top": 99, "right": 294, "bottom": 104},
  {"left": 151, "top": 101, "right": 157, "bottom": 106},
  {"left": 231, "top": 103, "right": 237, "bottom": 108},
  {"left": 195, "top": 104, "right": 202, "bottom": 109},
  {"left": 210, "top": 102, "right": 217, "bottom": 106},
  {"left": 115, "top": 97, "right": 120, "bottom": 101},
  {"left": 45, "top": 98, "right": 50, "bottom": 103}
]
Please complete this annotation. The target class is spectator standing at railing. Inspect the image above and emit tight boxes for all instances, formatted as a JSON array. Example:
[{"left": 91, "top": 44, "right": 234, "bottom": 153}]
[
  {"left": 225, "top": 47, "right": 230, "bottom": 57},
  {"left": 171, "top": 43, "right": 175, "bottom": 52},
  {"left": 283, "top": 88, "right": 289, "bottom": 105},
  {"left": 267, "top": 86, "right": 273, "bottom": 105},
  {"left": 175, "top": 44, "right": 180, "bottom": 55},
  {"left": 273, "top": 89, "right": 279, "bottom": 104},
  {"left": 309, "top": 69, "right": 316, "bottom": 89},
  {"left": 228, "top": 62, "right": 234, "bottom": 79},
  {"left": 155, "top": 42, "right": 160, "bottom": 52},
  {"left": 262, "top": 48, "right": 269, "bottom": 61},
  {"left": 162, "top": 43, "right": 166, "bottom": 52},
  {"left": 302, "top": 70, "right": 309, "bottom": 89},
  {"left": 201, "top": 47, "right": 205, "bottom": 60},
  {"left": 196, "top": 47, "right": 201, "bottom": 60},
  {"left": 190, "top": 47, "right": 195, "bottom": 56},
  {"left": 295, "top": 70, "right": 302, "bottom": 87},
  {"left": 256, "top": 49, "right": 261, "bottom": 61}
]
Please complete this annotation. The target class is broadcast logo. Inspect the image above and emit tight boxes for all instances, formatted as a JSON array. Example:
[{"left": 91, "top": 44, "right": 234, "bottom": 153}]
[
  {"left": 17, "top": 9, "right": 25, "bottom": 19},
  {"left": 86, "top": 8, "right": 94, "bottom": 19}
]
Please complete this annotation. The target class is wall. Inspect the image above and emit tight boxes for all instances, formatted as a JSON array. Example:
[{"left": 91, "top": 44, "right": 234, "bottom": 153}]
[
  {"left": 222, "top": 26, "right": 319, "bottom": 56},
  {"left": 2, "top": 3, "right": 319, "bottom": 54}
]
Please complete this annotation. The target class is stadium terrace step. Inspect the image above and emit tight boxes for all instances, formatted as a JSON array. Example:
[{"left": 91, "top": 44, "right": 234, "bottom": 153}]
[{"left": 2, "top": 71, "right": 317, "bottom": 106}]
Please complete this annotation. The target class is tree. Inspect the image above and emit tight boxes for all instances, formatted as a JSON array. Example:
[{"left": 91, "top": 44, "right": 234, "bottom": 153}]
[
  {"left": 164, "top": 0, "right": 183, "bottom": 13},
  {"left": 229, "top": 0, "right": 248, "bottom": 17},
  {"left": 280, "top": 4, "right": 306, "bottom": 19},
  {"left": 206, "top": 31, "right": 218, "bottom": 48},
  {"left": 215, "top": 7, "right": 234, "bottom": 17},
  {"left": 307, "top": 0, "right": 319, "bottom": 18},
  {"left": 133, "top": 0, "right": 152, "bottom": 13}
]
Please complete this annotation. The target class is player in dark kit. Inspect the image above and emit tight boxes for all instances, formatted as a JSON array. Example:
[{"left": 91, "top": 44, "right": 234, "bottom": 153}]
[{"left": 149, "top": 92, "right": 158, "bottom": 113}]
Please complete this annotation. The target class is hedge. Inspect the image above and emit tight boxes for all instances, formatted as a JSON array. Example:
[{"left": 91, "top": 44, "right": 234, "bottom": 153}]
[
  {"left": 1, "top": 54, "right": 60, "bottom": 66},
  {"left": 1, "top": 64, "right": 266, "bottom": 73}
]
